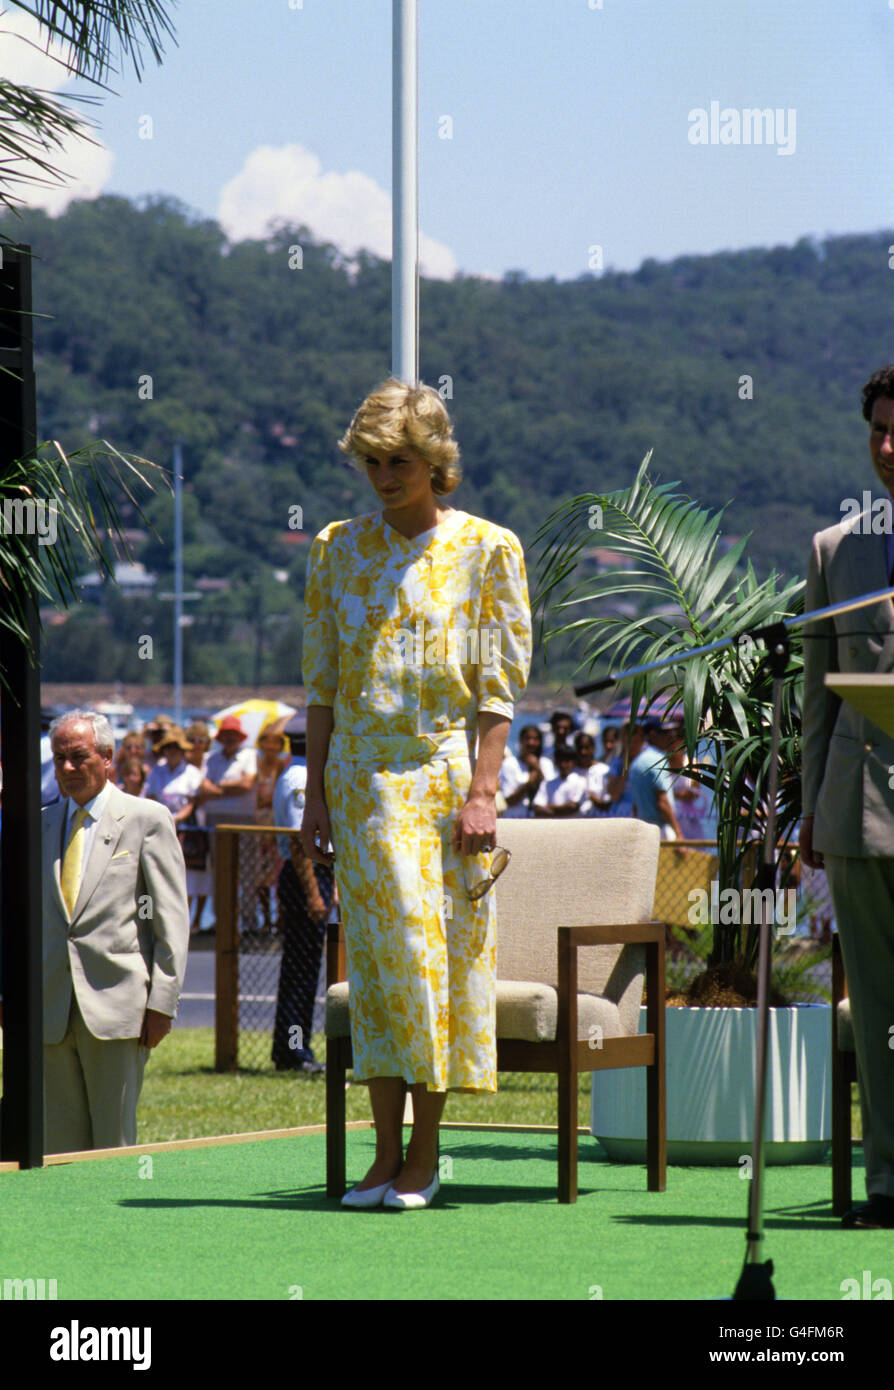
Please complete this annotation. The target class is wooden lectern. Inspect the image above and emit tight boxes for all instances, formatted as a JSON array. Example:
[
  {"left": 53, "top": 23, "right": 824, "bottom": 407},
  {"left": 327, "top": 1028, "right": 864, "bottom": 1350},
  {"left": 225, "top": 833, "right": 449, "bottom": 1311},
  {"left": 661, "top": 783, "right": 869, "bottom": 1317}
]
[{"left": 824, "top": 673, "right": 894, "bottom": 739}]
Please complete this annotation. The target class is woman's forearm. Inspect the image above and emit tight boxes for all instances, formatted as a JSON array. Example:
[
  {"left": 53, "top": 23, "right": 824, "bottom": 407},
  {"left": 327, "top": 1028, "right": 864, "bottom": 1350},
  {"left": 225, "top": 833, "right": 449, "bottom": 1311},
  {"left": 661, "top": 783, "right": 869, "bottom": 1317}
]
[
  {"left": 469, "top": 712, "right": 511, "bottom": 801},
  {"left": 306, "top": 704, "right": 334, "bottom": 796}
]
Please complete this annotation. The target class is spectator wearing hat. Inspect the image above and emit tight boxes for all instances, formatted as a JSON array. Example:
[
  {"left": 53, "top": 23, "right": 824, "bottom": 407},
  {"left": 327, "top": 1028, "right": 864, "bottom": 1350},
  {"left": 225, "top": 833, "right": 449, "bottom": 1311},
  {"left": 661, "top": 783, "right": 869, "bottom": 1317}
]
[
  {"left": 254, "top": 722, "right": 292, "bottom": 934},
  {"left": 199, "top": 716, "right": 258, "bottom": 935},
  {"left": 200, "top": 717, "right": 258, "bottom": 820},
  {"left": 271, "top": 713, "right": 334, "bottom": 1073},
  {"left": 143, "top": 715, "right": 175, "bottom": 767},
  {"left": 145, "top": 727, "right": 203, "bottom": 825}
]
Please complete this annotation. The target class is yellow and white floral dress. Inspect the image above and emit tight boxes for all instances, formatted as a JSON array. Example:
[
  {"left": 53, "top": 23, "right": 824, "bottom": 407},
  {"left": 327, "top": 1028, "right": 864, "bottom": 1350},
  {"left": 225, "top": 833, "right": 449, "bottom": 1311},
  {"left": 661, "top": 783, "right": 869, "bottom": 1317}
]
[{"left": 302, "top": 508, "right": 531, "bottom": 1092}]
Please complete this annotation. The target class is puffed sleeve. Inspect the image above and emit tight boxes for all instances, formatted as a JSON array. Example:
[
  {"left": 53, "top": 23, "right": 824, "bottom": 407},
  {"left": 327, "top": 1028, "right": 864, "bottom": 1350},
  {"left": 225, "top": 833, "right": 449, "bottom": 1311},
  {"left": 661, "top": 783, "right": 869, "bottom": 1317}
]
[
  {"left": 301, "top": 527, "right": 339, "bottom": 706},
  {"left": 476, "top": 528, "right": 532, "bottom": 718}
]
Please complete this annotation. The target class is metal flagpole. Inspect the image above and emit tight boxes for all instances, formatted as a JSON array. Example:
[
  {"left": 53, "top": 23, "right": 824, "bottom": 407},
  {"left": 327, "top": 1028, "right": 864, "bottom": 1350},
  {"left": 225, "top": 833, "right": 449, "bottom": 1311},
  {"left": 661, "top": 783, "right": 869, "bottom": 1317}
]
[
  {"left": 392, "top": 0, "right": 419, "bottom": 386},
  {"left": 392, "top": 0, "right": 419, "bottom": 1136},
  {"left": 173, "top": 440, "right": 184, "bottom": 727}
]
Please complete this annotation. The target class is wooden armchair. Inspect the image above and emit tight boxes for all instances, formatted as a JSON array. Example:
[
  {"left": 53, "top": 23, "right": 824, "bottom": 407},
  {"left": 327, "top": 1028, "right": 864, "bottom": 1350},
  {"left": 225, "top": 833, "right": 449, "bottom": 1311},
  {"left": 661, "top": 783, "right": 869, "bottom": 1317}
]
[{"left": 325, "top": 816, "right": 666, "bottom": 1204}]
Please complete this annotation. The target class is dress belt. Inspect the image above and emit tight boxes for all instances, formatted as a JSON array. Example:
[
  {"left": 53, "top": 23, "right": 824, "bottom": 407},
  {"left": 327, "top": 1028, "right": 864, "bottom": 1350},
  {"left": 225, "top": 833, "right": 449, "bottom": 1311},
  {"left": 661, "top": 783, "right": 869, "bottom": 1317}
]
[{"left": 329, "top": 729, "right": 473, "bottom": 764}]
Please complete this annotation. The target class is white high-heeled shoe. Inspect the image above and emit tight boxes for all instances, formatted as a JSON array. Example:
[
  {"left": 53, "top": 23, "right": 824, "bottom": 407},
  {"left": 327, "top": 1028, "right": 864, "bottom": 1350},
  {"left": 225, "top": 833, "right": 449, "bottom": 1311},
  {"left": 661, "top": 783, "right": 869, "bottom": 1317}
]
[
  {"left": 383, "top": 1172, "right": 440, "bottom": 1210},
  {"left": 340, "top": 1179, "right": 394, "bottom": 1209}
]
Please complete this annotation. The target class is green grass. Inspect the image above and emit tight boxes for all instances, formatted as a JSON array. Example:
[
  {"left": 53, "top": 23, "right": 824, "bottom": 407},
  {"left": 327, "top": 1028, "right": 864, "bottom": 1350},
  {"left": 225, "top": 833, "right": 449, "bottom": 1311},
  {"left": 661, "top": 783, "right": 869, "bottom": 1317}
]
[{"left": 136, "top": 1028, "right": 593, "bottom": 1144}]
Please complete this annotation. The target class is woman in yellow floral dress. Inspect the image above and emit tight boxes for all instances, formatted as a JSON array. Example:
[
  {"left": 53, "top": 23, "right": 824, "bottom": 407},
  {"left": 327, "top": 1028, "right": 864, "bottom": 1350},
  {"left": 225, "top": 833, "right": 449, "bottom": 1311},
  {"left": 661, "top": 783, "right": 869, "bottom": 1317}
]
[{"left": 301, "top": 379, "right": 531, "bottom": 1209}]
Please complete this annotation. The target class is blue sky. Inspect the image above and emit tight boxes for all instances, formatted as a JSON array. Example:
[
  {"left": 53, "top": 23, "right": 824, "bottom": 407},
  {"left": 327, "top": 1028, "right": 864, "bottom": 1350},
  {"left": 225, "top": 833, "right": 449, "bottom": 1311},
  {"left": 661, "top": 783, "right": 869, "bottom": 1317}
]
[{"left": 4, "top": 0, "right": 894, "bottom": 278}]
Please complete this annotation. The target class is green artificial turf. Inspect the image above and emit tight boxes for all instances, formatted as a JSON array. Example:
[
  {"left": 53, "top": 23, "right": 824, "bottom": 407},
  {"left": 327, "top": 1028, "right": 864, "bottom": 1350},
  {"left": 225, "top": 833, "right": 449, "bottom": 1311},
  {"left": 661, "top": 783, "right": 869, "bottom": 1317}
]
[{"left": 0, "top": 1128, "right": 880, "bottom": 1302}]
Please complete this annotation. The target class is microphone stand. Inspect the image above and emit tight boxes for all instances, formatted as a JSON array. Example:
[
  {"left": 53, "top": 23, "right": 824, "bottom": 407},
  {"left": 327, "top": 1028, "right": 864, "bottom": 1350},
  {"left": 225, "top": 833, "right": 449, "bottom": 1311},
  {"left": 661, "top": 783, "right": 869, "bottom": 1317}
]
[{"left": 570, "top": 584, "right": 894, "bottom": 1301}]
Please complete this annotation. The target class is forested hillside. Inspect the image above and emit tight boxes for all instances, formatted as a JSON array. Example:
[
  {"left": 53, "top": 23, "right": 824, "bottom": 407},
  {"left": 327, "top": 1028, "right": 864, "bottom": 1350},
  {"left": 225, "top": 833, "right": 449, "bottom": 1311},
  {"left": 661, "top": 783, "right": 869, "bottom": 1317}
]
[{"left": 6, "top": 195, "right": 893, "bottom": 683}]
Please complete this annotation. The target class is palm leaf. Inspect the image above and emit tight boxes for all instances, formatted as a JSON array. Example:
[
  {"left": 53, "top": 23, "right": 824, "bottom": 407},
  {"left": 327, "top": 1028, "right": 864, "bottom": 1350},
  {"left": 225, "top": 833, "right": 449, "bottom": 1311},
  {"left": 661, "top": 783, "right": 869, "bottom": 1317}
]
[
  {"left": 535, "top": 457, "right": 806, "bottom": 970},
  {"left": 0, "top": 2, "right": 175, "bottom": 216},
  {"left": 0, "top": 438, "right": 170, "bottom": 688},
  {"left": 6, "top": 2, "right": 176, "bottom": 83}
]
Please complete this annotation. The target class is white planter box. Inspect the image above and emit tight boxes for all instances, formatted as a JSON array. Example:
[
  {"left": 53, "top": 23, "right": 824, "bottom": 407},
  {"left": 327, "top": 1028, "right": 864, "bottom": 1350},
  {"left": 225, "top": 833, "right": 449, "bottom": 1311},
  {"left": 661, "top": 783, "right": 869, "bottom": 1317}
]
[{"left": 591, "top": 1003, "right": 831, "bottom": 1165}]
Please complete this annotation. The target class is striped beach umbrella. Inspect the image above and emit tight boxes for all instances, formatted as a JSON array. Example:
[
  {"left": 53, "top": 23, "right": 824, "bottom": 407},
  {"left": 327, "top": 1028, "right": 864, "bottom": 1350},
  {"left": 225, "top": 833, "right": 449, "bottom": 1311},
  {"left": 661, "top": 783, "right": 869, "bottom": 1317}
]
[{"left": 209, "top": 698, "right": 297, "bottom": 748}]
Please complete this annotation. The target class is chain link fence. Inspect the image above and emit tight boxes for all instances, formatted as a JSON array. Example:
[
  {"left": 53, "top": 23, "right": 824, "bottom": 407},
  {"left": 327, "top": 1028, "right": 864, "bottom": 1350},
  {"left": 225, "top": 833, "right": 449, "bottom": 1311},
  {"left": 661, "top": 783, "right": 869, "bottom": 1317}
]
[
  {"left": 214, "top": 826, "right": 335, "bottom": 1072},
  {"left": 654, "top": 839, "right": 833, "bottom": 998}
]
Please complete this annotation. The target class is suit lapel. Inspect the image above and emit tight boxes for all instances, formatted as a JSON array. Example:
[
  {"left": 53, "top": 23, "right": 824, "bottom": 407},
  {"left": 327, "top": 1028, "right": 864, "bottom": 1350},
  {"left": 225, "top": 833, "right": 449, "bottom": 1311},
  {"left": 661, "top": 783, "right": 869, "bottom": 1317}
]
[
  {"left": 70, "top": 784, "right": 127, "bottom": 923},
  {"left": 845, "top": 526, "right": 894, "bottom": 666}
]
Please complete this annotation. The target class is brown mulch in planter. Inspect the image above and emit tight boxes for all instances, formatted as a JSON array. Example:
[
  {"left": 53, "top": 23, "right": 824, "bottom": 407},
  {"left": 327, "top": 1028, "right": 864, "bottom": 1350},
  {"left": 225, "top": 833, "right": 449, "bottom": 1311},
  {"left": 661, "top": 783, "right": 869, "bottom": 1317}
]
[{"left": 679, "top": 962, "right": 789, "bottom": 1008}]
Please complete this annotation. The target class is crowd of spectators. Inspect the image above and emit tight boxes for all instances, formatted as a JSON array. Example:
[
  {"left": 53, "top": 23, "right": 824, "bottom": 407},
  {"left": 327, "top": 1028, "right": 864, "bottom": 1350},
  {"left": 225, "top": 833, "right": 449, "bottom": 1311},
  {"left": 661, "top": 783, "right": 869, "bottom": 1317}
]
[{"left": 499, "top": 707, "right": 709, "bottom": 840}]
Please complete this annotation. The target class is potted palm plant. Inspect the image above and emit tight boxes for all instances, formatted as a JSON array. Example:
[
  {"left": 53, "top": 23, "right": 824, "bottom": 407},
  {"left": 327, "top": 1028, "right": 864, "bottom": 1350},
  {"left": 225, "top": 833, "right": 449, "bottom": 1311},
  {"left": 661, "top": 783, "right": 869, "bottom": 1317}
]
[{"left": 535, "top": 455, "right": 831, "bottom": 1163}]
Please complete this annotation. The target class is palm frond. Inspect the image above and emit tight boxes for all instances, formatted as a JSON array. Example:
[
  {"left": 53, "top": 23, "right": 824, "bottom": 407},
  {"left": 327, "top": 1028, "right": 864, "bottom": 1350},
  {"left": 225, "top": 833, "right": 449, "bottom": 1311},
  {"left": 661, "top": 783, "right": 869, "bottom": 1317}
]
[
  {"left": 5, "top": 1, "right": 176, "bottom": 84},
  {"left": 0, "top": 78, "right": 100, "bottom": 215},
  {"left": 535, "top": 456, "right": 806, "bottom": 972},
  {"left": 0, "top": 2, "right": 175, "bottom": 216},
  {"left": 0, "top": 438, "right": 170, "bottom": 686}
]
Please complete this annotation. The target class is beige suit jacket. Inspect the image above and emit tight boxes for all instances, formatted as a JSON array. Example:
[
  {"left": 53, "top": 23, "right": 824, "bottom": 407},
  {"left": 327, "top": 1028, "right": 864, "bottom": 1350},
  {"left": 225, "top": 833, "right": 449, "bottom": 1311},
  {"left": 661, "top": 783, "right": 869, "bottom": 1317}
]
[
  {"left": 803, "top": 511, "right": 894, "bottom": 857},
  {"left": 42, "top": 782, "right": 190, "bottom": 1044}
]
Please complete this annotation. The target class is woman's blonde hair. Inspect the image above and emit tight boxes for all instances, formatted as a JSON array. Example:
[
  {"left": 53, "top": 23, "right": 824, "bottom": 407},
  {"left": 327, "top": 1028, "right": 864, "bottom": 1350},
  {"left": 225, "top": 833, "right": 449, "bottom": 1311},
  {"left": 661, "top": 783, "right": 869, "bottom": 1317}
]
[{"left": 338, "top": 378, "right": 461, "bottom": 496}]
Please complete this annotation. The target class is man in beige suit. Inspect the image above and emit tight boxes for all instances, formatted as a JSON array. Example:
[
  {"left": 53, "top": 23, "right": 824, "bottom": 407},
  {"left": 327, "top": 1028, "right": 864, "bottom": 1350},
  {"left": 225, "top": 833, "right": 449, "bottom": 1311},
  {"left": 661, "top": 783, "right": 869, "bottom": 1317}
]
[
  {"left": 42, "top": 710, "right": 189, "bottom": 1153},
  {"left": 801, "top": 365, "right": 894, "bottom": 1229}
]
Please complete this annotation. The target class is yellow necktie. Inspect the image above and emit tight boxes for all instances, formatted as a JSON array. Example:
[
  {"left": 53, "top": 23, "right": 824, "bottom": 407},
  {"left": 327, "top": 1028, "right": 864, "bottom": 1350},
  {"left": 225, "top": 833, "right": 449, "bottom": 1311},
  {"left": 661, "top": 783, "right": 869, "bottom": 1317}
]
[{"left": 60, "top": 806, "right": 89, "bottom": 917}]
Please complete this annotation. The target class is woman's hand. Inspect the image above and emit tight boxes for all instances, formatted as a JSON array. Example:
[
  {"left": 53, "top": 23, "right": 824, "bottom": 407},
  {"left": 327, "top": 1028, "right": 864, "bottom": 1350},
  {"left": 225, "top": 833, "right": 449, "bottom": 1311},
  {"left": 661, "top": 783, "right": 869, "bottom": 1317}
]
[
  {"left": 452, "top": 790, "right": 497, "bottom": 856},
  {"left": 301, "top": 792, "right": 335, "bottom": 867},
  {"left": 307, "top": 892, "right": 329, "bottom": 924}
]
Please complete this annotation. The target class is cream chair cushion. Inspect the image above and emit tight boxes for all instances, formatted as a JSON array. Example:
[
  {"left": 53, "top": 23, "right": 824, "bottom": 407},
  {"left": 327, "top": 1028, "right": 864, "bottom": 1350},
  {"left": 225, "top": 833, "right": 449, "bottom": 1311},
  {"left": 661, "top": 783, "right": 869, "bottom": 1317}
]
[{"left": 325, "top": 979, "right": 622, "bottom": 1043}]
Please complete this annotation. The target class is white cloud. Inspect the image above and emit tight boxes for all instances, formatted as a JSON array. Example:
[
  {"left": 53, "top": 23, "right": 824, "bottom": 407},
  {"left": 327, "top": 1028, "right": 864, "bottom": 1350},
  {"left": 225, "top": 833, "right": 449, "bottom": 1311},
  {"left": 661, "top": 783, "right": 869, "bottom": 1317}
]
[
  {"left": 0, "top": 6, "right": 74, "bottom": 89},
  {"left": 0, "top": 6, "right": 114, "bottom": 214},
  {"left": 217, "top": 142, "right": 457, "bottom": 280},
  {"left": 24, "top": 132, "right": 115, "bottom": 214}
]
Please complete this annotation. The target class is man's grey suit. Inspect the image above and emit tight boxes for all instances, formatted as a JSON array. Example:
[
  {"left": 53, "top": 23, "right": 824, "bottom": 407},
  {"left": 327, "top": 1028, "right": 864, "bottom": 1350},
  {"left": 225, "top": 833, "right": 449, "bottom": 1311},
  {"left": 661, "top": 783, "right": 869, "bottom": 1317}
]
[
  {"left": 803, "top": 511, "right": 894, "bottom": 1198},
  {"left": 42, "top": 782, "right": 189, "bottom": 1152}
]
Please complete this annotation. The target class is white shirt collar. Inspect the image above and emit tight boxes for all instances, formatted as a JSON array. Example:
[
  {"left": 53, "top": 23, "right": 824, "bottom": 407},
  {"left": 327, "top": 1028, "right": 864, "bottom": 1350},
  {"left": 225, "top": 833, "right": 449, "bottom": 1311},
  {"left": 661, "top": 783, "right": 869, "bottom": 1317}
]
[{"left": 68, "top": 778, "right": 113, "bottom": 824}]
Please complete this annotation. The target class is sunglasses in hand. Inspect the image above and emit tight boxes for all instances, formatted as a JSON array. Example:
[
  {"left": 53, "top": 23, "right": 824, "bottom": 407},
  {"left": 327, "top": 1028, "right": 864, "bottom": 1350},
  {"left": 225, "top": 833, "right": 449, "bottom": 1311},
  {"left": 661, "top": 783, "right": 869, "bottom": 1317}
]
[{"left": 463, "top": 846, "right": 512, "bottom": 901}]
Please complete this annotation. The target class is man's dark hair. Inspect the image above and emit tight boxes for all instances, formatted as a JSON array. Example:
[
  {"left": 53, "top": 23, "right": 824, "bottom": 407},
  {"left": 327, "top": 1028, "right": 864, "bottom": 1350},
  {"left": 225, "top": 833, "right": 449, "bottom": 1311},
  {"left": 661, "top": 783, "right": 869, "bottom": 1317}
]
[
  {"left": 861, "top": 366, "right": 894, "bottom": 422},
  {"left": 550, "top": 709, "right": 575, "bottom": 729},
  {"left": 554, "top": 743, "right": 576, "bottom": 761},
  {"left": 518, "top": 723, "right": 542, "bottom": 743}
]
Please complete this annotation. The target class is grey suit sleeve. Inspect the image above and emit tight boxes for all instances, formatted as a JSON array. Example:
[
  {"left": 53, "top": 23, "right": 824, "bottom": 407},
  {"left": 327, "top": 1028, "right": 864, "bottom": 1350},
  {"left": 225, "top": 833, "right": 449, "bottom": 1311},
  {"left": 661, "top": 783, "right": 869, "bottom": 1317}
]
[
  {"left": 139, "top": 806, "right": 190, "bottom": 1017},
  {"left": 802, "top": 532, "right": 841, "bottom": 817}
]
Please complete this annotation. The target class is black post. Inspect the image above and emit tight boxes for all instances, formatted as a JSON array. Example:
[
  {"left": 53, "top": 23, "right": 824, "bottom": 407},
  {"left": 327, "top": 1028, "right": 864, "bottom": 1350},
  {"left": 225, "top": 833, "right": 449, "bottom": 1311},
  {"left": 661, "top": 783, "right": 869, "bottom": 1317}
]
[{"left": 0, "top": 243, "right": 45, "bottom": 1168}]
